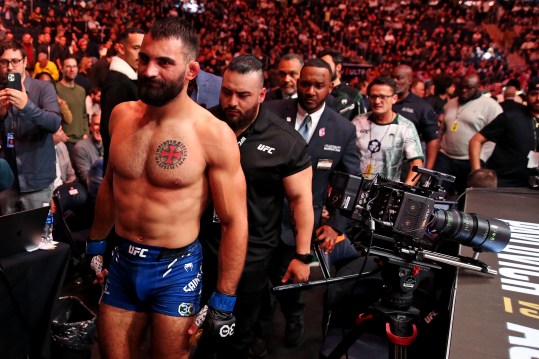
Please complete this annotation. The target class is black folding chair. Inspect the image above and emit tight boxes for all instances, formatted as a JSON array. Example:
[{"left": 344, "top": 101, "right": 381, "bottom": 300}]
[{"left": 53, "top": 182, "right": 94, "bottom": 266}]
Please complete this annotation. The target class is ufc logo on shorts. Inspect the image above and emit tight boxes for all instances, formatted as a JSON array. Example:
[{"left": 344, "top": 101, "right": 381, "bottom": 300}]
[
  {"left": 257, "top": 144, "right": 275, "bottom": 154},
  {"left": 219, "top": 323, "right": 235, "bottom": 337},
  {"left": 128, "top": 245, "right": 148, "bottom": 257}
]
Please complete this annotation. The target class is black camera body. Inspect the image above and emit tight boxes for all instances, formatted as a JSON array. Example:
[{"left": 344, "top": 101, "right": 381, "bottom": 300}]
[
  {"left": 329, "top": 169, "right": 510, "bottom": 255},
  {"left": 329, "top": 173, "right": 437, "bottom": 240}
]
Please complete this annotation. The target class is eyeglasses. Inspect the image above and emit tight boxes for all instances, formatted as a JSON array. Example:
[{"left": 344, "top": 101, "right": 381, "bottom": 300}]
[
  {"left": 64, "top": 65, "right": 78, "bottom": 69},
  {"left": 0, "top": 58, "right": 24, "bottom": 68},
  {"left": 369, "top": 94, "right": 395, "bottom": 101}
]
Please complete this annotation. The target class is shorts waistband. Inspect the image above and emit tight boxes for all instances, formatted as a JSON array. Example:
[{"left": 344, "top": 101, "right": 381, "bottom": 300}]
[{"left": 114, "top": 233, "right": 198, "bottom": 261}]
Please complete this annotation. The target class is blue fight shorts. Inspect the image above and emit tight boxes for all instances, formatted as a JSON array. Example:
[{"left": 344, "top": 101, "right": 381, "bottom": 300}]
[{"left": 102, "top": 234, "right": 203, "bottom": 317}]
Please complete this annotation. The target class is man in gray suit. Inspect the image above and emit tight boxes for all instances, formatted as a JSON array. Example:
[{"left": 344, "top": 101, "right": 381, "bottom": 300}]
[{"left": 189, "top": 69, "right": 222, "bottom": 109}]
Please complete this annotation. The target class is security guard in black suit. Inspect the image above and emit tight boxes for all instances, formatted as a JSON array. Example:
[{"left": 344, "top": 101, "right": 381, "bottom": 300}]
[{"left": 256, "top": 58, "right": 361, "bottom": 350}]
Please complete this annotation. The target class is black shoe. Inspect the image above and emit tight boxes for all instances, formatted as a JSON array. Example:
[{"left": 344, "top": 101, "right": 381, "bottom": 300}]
[
  {"left": 285, "top": 316, "right": 304, "bottom": 347},
  {"left": 249, "top": 336, "right": 268, "bottom": 358}
]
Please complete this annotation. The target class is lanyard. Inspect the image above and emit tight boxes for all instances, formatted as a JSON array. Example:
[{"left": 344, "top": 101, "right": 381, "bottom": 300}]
[
  {"left": 367, "top": 114, "right": 393, "bottom": 158},
  {"left": 533, "top": 116, "right": 538, "bottom": 151},
  {"left": 8, "top": 106, "right": 18, "bottom": 133}
]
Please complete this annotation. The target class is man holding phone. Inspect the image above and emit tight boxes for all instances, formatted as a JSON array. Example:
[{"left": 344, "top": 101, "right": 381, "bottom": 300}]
[{"left": 0, "top": 39, "right": 61, "bottom": 215}]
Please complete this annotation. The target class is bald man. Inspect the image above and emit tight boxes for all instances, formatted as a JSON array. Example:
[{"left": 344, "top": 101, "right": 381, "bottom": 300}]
[
  {"left": 434, "top": 73, "right": 503, "bottom": 195},
  {"left": 500, "top": 85, "right": 523, "bottom": 104},
  {"left": 391, "top": 65, "right": 439, "bottom": 170}
]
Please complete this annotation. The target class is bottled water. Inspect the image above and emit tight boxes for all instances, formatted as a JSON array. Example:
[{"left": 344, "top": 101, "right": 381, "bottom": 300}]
[{"left": 42, "top": 210, "right": 54, "bottom": 244}]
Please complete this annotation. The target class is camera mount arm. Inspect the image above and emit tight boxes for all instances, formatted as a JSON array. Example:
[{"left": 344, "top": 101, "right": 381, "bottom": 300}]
[{"left": 414, "top": 249, "right": 498, "bottom": 275}]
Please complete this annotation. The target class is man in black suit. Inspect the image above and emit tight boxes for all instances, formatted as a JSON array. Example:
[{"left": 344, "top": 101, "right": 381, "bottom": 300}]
[
  {"left": 264, "top": 53, "right": 303, "bottom": 102},
  {"left": 259, "top": 58, "right": 361, "bottom": 349},
  {"left": 100, "top": 27, "right": 145, "bottom": 174}
]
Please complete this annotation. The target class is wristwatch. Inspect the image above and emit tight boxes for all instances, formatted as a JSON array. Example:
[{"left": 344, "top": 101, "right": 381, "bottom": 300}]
[{"left": 294, "top": 252, "right": 314, "bottom": 264}]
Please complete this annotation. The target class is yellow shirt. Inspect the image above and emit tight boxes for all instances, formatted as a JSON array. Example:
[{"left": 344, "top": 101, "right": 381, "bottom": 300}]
[{"left": 33, "top": 61, "right": 60, "bottom": 81}]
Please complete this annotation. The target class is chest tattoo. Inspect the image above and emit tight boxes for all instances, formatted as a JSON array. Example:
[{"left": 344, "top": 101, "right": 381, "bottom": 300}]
[{"left": 155, "top": 140, "right": 187, "bottom": 169}]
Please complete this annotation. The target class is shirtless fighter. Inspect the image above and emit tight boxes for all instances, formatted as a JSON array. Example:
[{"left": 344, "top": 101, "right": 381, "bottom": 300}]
[{"left": 86, "top": 18, "right": 248, "bottom": 358}]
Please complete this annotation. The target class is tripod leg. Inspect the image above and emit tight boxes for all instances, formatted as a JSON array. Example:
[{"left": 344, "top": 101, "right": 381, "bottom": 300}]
[
  {"left": 390, "top": 344, "right": 407, "bottom": 359},
  {"left": 385, "top": 321, "right": 417, "bottom": 359}
]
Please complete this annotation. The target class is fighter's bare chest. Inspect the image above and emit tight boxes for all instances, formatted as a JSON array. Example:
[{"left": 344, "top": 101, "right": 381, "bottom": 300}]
[{"left": 111, "top": 127, "right": 204, "bottom": 187}]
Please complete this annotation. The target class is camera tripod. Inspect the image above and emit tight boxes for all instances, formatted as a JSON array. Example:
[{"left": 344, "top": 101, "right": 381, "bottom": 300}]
[{"left": 325, "top": 249, "right": 440, "bottom": 359}]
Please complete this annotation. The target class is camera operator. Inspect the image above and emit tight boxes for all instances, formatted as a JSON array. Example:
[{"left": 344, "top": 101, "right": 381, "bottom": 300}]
[
  {"left": 0, "top": 39, "right": 61, "bottom": 214},
  {"left": 352, "top": 77, "right": 424, "bottom": 185},
  {"left": 469, "top": 77, "right": 539, "bottom": 187}
]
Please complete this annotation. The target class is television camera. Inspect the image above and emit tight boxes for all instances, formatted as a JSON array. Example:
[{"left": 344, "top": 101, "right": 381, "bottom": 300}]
[
  {"left": 275, "top": 167, "right": 511, "bottom": 359},
  {"left": 328, "top": 166, "right": 511, "bottom": 272}
]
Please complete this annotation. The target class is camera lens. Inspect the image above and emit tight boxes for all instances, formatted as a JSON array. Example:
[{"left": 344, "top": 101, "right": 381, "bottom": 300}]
[{"left": 429, "top": 209, "right": 510, "bottom": 253}]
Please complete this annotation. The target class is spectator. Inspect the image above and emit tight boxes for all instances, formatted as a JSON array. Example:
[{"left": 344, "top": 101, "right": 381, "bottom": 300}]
[
  {"left": 73, "top": 38, "right": 91, "bottom": 63},
  {"left": 500, "top": 85, "right": 522, "bottom": 104},
  {"left": 72, "top": 112, "right": 102, "bottom": 184},
  {"left": 426, "top": 75, "right": 456, "bottom": 122},
  {"left": 469, "top": 77, "right": 539, "bottom": 187},
  {"left": 86, "top": 86, "right": 101, "bottom": 118},
  {"left": 21, "top": 33, "right": 35, "bottom": 71},
  {"left": 29, "top": 6, "right": 44, "bottom": 28},
  {"left": 100, "top": 27, "right": 145, "bottom": 174},
  {"left": 52, "top": 126, "right": 76, "bottom": 190},
  {"left": 75, "top": 55, "right": 92, "bottom": 94},
  {"left": 33, "top": 51, "right": 60, "bottom": 81},
  {"left": 0, "top": 39, "right": 61, "bottom": 214},
  {"left": 56, "top": 57, "right": 88, "bottom": 154},
  {"left": 50, "top": 34, "right": 70, "bottom": 70},
  {"left": 499, "top": 79, "right": 524, "bottom": 104},
  {"left": 411, "top": 77, "right": 426, "bottom": 98},
  {"left": 467, "top": 168, "right": 498, "bottom": 188},
  {"left": 88, "top": 47, "right": 114, "bottom": 90},
  {"left": 434, "top": 73, "right": 503, "bottom": 195},
  {"left": 36, "top": 32, "right": 52, "bottom": 60}
]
